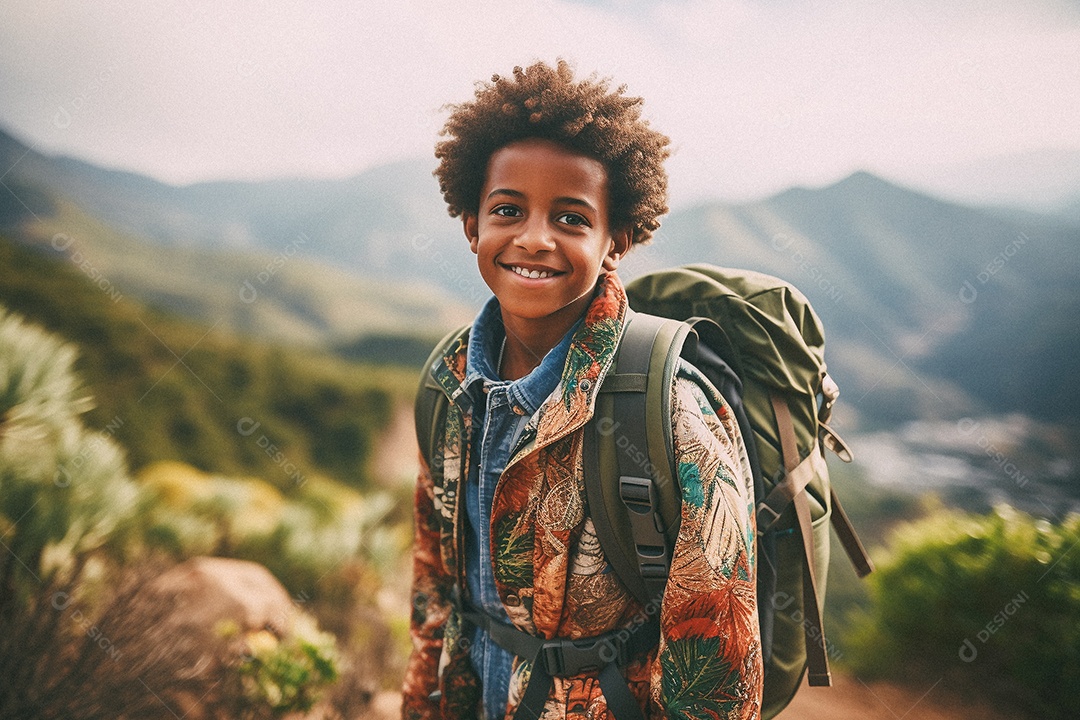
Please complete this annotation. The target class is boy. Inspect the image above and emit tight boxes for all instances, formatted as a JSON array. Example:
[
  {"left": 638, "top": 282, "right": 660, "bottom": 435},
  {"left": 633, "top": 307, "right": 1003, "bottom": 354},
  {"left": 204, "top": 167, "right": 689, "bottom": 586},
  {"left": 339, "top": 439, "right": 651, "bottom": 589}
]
[{"left": 403, "top": 60, "right": 762, "bottom": 720}]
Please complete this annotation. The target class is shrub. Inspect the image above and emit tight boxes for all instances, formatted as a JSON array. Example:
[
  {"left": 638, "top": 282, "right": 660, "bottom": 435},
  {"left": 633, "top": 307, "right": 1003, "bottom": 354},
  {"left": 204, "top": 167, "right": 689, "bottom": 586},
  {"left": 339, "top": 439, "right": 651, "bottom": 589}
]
[
  {"left": 0, "top": 307, "right": 355, "bottom": 719},
  {"left": 846, "top": 505, "right": 1080, "bottom": 718},
  {"left": 0, "top": 307, "right": 142, "bottom": 715},
  {"left": 230, "top": 615, "right": 339, "bottom": 715}
]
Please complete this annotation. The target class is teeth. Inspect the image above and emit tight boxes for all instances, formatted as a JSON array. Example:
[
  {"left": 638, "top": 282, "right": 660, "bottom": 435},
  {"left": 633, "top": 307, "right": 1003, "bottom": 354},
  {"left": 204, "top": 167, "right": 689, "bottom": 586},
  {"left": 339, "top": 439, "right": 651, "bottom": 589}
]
[{"left": 512, "top": 266, "right": 554, "bottom": 279}]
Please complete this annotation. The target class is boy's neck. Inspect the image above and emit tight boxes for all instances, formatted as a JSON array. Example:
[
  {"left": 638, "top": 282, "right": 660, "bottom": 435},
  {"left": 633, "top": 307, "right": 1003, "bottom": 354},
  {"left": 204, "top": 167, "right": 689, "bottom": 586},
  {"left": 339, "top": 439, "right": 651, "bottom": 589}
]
[{"left": 498, "top": 301, "right": 588, "bottom": 381}]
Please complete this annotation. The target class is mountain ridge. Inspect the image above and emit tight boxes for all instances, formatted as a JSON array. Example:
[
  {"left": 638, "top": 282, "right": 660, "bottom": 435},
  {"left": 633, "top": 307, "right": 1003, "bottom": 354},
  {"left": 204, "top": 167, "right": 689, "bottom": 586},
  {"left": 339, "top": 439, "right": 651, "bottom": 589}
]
[{"left": 2, "top": 124, "right": 1077, "bottom": 426}]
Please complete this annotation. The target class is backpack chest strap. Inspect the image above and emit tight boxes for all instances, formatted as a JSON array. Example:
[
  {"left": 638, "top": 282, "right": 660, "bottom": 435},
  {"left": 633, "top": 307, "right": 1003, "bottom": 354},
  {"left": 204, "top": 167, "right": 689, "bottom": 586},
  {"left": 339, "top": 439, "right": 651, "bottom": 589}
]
[{"left": 460, "top": 603, "right": 656, "bottom": 720}]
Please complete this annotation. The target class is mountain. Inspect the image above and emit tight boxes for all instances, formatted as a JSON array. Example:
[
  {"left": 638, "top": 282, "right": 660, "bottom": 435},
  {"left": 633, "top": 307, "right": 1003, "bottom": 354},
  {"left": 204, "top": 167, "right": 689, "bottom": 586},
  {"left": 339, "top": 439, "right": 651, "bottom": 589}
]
[
  {"left": 2, "top": 126, "right": 1078, "bottom": 428},
  {"left": 0, "top": 129, "right": 473, "bottom": 349},
  {"left": 622, "top": 172, "right": 1080, "bottom": 424},
  {"left": 0, "top": 127, "right": 480, "bottom": 285}
]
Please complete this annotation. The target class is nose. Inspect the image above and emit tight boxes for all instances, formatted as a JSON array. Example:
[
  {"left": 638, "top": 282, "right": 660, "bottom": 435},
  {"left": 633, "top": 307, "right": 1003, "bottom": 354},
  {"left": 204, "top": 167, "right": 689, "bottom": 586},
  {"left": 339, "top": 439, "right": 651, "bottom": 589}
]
[{"left": 514, "top": 216, "right": 556, "bottom": 253}]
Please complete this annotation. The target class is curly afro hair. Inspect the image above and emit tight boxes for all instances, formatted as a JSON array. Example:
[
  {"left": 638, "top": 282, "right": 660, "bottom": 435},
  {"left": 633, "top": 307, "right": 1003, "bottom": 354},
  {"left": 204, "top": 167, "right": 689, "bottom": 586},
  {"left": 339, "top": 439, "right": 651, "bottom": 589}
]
[{"left": 434, "top": 60, "right": 670, "bottom": 245}]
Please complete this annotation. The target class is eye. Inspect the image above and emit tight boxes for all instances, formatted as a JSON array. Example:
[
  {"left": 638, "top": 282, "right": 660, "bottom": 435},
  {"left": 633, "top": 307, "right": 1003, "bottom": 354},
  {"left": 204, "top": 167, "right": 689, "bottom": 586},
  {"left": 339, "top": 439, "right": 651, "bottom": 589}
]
[
  {"left": 491, "top": 204, "right": 522, "bottom": 218},
  {"left": 556, "top": 212, "right": 590, "bottom": 227}
]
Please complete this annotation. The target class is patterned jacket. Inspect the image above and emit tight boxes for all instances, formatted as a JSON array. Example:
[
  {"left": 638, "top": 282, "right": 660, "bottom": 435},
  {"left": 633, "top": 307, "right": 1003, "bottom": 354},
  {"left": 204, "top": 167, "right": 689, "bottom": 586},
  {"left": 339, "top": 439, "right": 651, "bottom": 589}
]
[{"left": 403, "top": 273, "right": 763, "bottom": 719}]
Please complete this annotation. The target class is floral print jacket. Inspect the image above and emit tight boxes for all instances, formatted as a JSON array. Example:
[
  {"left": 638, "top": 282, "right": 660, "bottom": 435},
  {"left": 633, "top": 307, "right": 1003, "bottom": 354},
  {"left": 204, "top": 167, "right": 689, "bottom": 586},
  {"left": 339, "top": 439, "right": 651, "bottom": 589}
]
[{"left": 402, "top": 273, "right": 763, "bottom": 719}]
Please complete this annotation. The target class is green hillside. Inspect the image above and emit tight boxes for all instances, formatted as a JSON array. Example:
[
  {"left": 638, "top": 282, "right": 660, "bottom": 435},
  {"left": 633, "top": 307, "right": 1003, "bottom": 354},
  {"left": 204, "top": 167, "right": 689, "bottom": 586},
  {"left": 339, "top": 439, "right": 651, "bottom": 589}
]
[
  {"left": 0, "top": 235, "right": 417, "bottom": 489},
  {"left": 0, "top": 127, "right": 487, "bottom": 308},
  {"left": 7, "top": 194, "right": 469, "bottom": 350},
  {"left": 7, "top": 125, "right": 1079, "bottom": 426}
]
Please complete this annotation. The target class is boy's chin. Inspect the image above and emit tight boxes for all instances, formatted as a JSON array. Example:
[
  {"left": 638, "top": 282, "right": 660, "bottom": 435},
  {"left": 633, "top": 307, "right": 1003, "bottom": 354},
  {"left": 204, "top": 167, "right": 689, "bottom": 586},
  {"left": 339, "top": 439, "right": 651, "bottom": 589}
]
[{"left": 497, "top": 294, "right": 593, "bottom": 324}]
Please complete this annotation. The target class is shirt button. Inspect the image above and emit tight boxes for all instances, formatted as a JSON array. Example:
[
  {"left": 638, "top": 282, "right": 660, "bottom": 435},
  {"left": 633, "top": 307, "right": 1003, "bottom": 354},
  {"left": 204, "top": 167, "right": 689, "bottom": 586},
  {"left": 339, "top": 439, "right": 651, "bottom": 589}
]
[{"left": 579, "top": 378, "right": 592, "bottom": 392}]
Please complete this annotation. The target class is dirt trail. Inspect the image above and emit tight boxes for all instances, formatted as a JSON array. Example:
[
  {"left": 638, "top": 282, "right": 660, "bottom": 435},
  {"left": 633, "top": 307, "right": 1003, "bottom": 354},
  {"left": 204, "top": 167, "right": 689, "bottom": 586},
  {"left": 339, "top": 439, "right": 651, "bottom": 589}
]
[
  {"left": 370, "top": 400, "right": 421, "bottom": 488},
  {"left": 783, "top": 673, "right": 1011, "bottom": 720},
  {"left": 363, "top": 673, "right": 1013, "bottom": 719}
]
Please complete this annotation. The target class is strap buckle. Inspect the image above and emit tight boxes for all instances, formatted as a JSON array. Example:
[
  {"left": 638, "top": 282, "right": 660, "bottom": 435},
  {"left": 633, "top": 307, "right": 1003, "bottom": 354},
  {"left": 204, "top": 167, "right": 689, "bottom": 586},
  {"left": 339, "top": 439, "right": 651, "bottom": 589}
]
[
  {"left": 541, "top": 636, "right": 622, "bottom": 677},
  {"left": 619, "top": 475, "right": 655, "bottom": 509},
  {"left": 756, "top": 501, "right": 782, "bottom": 532},
  {"left": 619, "top": 476, "right": 671, "bottom": 577}
]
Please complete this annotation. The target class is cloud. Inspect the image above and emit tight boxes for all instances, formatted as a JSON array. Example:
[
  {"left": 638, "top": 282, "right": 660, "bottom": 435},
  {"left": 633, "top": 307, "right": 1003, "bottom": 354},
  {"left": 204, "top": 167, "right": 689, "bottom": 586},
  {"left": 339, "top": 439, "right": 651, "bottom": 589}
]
[{"left": 1, "top": 0, "right": 1077, "bottom": 205}]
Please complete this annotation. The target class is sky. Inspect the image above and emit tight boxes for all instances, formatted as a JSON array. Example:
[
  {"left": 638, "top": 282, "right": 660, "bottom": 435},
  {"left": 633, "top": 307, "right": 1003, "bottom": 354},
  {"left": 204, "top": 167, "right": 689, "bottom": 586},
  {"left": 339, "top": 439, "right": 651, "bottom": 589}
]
[{"left": 1, "top": 0, "right": 1079, "bottom": 206}]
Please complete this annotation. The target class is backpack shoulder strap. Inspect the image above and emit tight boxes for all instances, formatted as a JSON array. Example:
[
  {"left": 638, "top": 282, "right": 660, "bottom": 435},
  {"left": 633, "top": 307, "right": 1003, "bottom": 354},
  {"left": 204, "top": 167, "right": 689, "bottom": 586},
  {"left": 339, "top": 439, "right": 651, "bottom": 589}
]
[
  {"left": 414, "top": 324, "right": 469, "bottom": 472},
  {"left": 585, "top": 311, "right": 693, "bottom": 607}
]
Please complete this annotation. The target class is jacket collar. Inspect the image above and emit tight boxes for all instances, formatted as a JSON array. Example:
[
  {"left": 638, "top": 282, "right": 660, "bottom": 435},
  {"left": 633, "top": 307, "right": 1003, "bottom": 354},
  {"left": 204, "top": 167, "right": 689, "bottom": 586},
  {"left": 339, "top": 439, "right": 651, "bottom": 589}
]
[{"left": 429, "top": 272, "right": 628, "bottom": 441}]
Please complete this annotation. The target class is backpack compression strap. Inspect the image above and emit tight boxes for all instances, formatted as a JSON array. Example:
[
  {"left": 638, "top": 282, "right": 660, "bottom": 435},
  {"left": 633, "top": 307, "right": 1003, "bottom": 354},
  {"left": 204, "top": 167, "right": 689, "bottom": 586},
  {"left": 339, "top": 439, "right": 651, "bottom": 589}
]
[
  {"left": 753, "top": 392, "right": 874, "bottom": 690},
  {"left": 769, "top": 394, "right": 832, "bottom": 687},
  {"left": 756, "top": 402, "right": 874, "bottom": 580}
]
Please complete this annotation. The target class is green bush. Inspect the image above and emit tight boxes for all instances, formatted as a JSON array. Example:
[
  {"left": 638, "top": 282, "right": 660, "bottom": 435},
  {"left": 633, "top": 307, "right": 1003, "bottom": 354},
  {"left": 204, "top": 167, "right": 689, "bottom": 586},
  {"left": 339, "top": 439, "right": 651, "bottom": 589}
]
[
  {"left": 0, "top": 306, "right": 375, "bottom": 719},
  {"left": 226, "top": 615, "right": 339, "bottom": 716},
  {"left": 136, "top": 461, "right": 401, "bottom": 598},
  {"left": 846, "top": 505, "right": 1080, "bottom": 717},
  {"left": 0, "top": 307, "right": 138, "bottom": 594},
  {"left": 0, "top": 307, "right": 143, "bottom": 716}
]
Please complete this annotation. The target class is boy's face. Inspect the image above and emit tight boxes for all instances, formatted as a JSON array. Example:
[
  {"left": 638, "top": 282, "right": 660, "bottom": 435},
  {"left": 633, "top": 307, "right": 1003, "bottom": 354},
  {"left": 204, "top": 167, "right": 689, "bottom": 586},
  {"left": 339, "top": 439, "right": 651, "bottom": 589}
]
[{"left": 463, "top": 138, "right": 629, "bottom": 338}]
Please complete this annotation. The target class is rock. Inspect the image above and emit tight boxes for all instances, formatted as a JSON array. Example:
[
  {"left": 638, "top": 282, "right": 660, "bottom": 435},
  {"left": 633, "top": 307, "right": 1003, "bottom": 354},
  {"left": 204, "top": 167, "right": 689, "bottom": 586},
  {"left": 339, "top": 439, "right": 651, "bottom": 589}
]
[
  {"left": 144, "top": 556, "right": 297, "bottom": 640},
  {"left": 123, "top": 557, "right": 318, "bottom": 720}
]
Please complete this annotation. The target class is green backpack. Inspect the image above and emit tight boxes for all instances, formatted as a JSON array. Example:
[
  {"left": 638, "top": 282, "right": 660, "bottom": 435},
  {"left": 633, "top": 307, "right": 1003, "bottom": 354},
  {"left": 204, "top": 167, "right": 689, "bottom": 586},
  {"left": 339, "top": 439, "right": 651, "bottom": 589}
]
[{"left": 415, "top": 264, "right": 873, "bottom": 720}]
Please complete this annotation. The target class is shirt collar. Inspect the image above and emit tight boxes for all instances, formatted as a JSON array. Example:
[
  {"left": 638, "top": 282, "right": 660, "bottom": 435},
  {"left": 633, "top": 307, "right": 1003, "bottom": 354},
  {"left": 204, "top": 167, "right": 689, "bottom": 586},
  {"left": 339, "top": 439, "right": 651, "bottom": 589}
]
[
  {"left": 462, "top": 296, "right": 582, "bottom": 417},
  {"left": 430, "top": 273, "right": 628, "bottom": 433}
]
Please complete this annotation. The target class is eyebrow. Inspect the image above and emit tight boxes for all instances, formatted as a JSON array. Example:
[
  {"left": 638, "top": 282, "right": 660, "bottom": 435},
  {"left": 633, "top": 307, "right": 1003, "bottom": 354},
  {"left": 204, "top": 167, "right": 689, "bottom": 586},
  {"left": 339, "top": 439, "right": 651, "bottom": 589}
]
[{"left": 486, "top": 188, "right": 598, "bottom": 213}]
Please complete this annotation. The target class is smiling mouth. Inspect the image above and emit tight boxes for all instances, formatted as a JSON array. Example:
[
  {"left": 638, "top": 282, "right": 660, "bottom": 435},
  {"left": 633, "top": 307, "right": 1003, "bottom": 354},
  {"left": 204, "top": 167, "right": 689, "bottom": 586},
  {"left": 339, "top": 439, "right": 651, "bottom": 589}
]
[{"left": 508, "top": 265, "right": 561, "bottom": 279}]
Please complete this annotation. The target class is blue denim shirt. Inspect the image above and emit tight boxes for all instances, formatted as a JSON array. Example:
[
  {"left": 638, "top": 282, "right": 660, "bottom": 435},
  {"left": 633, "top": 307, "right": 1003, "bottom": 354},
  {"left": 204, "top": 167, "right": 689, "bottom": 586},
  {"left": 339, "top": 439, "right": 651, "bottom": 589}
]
[{"left": 460, "top": 297, "right": 580, "bottom": 720}]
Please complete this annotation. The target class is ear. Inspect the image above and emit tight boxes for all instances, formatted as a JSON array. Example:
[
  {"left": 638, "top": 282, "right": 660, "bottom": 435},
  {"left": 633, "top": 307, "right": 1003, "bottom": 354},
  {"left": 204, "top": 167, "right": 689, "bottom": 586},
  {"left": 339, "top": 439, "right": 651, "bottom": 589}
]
[
  {"left": 602, "top": 226, "right": 632, "bottom": 271},
  {"left": 463, "top": 213, "right": 479, "bottom": 254}
]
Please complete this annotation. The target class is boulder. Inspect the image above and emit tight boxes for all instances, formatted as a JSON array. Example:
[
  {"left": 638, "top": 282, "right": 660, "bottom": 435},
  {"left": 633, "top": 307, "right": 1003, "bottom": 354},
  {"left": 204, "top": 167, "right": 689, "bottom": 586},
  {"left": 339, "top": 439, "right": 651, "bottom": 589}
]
[{"left": 145, "top": 556, "right": 297, "bottom": 639}]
